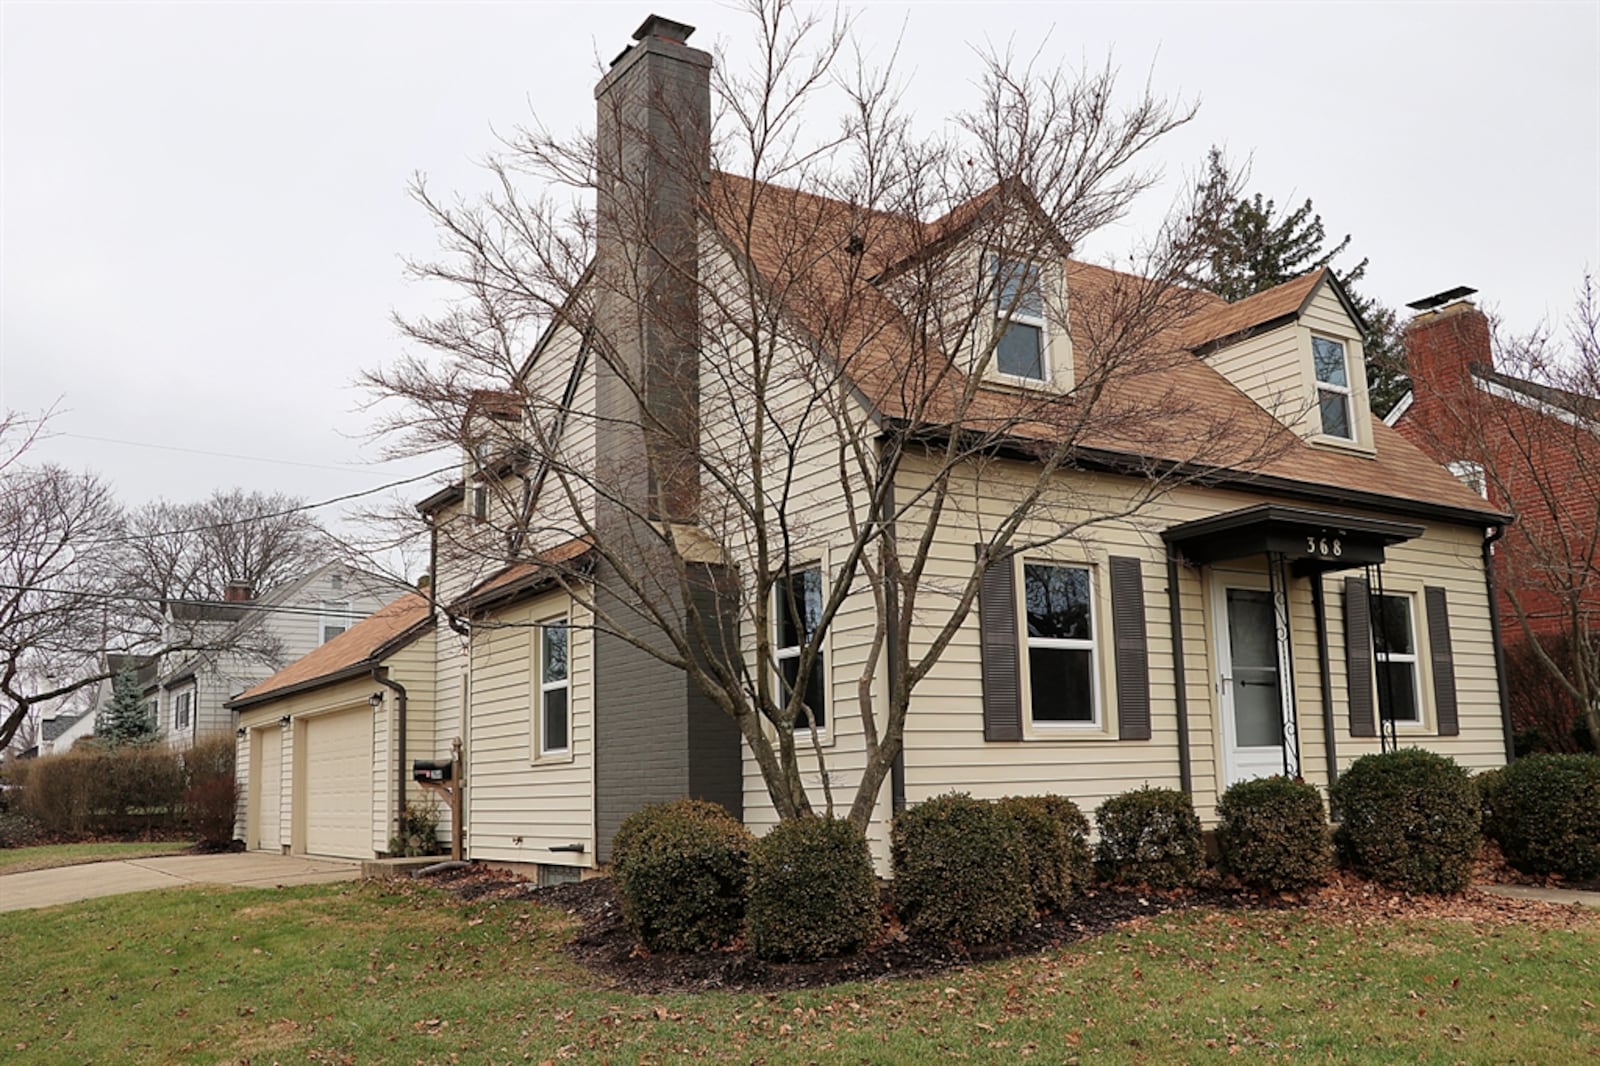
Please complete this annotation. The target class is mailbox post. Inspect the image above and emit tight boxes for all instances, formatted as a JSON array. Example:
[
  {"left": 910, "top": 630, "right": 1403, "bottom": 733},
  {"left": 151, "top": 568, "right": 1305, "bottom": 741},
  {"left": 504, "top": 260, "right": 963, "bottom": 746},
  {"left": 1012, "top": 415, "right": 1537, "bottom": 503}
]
[{"left": 412, "top": 738, "right": 464, "bottom": 861}]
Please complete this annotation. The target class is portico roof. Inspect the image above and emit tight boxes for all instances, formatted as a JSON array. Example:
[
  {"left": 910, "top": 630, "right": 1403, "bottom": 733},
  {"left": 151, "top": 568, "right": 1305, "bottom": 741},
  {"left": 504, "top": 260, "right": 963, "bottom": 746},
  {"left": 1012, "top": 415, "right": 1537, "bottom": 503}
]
[{"left": 1161, "top": 504, "right": 1425, "bottom": 573}]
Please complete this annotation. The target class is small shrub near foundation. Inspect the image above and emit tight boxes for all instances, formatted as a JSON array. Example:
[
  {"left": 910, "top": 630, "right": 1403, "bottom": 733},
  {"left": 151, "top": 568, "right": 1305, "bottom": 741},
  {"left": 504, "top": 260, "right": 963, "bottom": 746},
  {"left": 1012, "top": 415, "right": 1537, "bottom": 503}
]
[
  {"left": 891, "top": 793, "right": 1032, "bottom": 945},
  {"left": 747, "top": 816, "right": 879, "bottom": 962},
  {"left": 1215, "top": 776, "right": 1333, "bottom": 892},
  {"left": 1330, "top": 749, "right": 1480, "bottom": 894},
  {"left": 995, "top": 794, "right": 1093, "bottom": 911},
  {"left": 611, "top": 799, "right": 753, "bottom": 953},
  {"left": 1483, "top": 754, "right": 1600, "bottom": 881},
  {"left": 1093, "top": 787, "right": 1204, "bottom": 889}
]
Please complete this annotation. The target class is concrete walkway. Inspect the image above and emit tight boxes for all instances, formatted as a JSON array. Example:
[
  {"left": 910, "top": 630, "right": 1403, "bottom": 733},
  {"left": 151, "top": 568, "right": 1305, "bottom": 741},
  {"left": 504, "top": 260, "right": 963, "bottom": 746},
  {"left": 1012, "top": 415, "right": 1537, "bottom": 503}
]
[
  {"left": 0, "top": 853, "right": 359, "bottom": 913},
  {"left": 1479, "top": 883, "right": 1600, "bottom": 909}
]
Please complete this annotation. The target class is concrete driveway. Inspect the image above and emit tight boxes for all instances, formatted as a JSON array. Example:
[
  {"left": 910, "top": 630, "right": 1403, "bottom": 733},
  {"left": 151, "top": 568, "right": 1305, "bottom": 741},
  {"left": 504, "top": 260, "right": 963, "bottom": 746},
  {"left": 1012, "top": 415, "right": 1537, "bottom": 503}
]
[{"left": 0, "top": 853, "right": 359, "bottom": 913}]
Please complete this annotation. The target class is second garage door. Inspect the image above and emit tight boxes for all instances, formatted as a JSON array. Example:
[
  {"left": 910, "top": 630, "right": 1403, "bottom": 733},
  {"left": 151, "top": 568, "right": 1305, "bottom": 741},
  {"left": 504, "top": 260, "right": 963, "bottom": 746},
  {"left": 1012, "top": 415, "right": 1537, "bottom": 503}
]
[{"left": 301, "top": 708, "right": 373, "bottom": 859}]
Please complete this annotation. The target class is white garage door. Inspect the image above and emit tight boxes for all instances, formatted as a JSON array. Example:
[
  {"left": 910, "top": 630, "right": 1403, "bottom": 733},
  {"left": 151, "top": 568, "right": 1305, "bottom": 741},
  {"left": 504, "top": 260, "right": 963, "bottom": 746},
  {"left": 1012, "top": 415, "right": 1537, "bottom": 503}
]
[
  {"left": 251, "top": 726, "right": 282, "bottom": 852},
  {"left": 301, "top": 708, "right": 373, "bottom": 859}
]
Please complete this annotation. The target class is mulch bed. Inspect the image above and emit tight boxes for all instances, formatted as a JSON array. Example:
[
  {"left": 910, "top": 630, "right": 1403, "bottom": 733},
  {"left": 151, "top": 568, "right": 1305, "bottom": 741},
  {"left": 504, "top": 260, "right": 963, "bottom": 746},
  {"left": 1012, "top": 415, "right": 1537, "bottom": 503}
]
[{"left": 415, "top": 862, "right": 1598, "bottom": 995}]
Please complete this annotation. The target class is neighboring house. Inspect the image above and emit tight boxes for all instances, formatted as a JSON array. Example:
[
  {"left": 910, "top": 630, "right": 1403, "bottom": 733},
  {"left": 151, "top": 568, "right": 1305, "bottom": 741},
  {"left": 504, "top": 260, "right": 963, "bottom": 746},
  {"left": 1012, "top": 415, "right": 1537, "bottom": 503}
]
[
  {"left": 1386, "top": 293, "right": 1600, "bottom": 742},
  {"left": 236, "top": 15, "right": 1511, "bottom": 871},
  {"left": 225, "top": 593, "right": 436, "bottom": 857},
  {"left": 152, "top": 563, "right": 408, "bottom": 750}
]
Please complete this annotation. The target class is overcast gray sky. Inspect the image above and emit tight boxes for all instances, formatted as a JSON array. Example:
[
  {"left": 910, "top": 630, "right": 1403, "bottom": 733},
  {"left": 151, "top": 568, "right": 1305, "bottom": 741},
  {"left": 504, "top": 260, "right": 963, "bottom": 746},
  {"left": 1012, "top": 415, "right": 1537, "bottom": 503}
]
[{"left": 4, "top": 2, "right": 1596, "bottom": 533}]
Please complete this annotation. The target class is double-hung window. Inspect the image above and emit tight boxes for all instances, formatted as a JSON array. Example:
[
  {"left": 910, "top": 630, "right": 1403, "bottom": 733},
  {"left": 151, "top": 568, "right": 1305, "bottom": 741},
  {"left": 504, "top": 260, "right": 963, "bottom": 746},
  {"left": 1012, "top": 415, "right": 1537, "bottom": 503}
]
[
  {"left": 174, "top": 690, "right": 193, "bottom": 732},
  {"left": 1312, "top": 336, "right": 1354, "bottom": 440},
  {"left": 774, "top": 568, "right": 825, "bottom": 733},
  {"left": 991, "top": 256, "right": 1047, "bottom": 381},
  {"left": 1023, "top": 563, "right": 1097, "bottom": 726},
  {"left": 320, "top": 601, "right": 351, "bottom": 643},
  {"left": 1371, "top": 593, "right": 1422, "bottom": 725},
  {"left": 538, "top": 620, "right": 570, "bottom": 756}
]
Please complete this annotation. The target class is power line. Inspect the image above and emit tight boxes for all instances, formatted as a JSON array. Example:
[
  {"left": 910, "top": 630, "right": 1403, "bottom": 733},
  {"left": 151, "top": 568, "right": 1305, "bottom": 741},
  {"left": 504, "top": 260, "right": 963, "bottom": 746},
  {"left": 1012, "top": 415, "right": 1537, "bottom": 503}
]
[
  {"left": 55, "top": 433, "right": 408, "bottom": 474},
  {"left": 0, "top": 585, "right": 409, "bottom": 622},
  {"left": 76, "top": 463, "right": 462, "bottom": 547}
]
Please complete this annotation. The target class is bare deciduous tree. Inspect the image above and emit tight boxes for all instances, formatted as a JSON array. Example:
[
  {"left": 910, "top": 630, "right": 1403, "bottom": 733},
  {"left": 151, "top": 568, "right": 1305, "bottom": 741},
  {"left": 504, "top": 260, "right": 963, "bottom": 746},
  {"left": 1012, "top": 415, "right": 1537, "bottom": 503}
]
[
  {"left": 367, "top": 2, "right": 1288, "bottom": 828},
  {"left": 119, "top": 489, "right": 334, "bottom": 618}
]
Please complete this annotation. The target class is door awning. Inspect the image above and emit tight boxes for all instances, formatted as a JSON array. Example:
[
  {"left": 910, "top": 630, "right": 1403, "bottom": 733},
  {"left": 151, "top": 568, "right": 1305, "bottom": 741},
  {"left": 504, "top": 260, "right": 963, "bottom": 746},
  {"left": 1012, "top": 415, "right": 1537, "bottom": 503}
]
[{"left": 1161, "top": 504, "right": 1424, "bottom": 574}]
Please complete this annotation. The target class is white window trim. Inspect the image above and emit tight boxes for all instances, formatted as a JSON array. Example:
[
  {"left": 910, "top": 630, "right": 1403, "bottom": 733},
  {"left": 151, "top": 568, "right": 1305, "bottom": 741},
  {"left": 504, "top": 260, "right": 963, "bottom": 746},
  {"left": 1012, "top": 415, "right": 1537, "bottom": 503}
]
[
  {"left": 1311, "top": 335, "right": 1355, "bottom": 441},
  {"left": 990, "top": 255, "right": 1052, "bottom": 385},
  {"left": 535, "top": 617, "right": 571, "bottom": 760},
  {"left": 773, "top": 562, "right": 830, "bottom": 744},
  {"left": 173, "top": 689, "right": 194, "bottom": 733},
  {"left": 1372, "top": 592, "right": 1425, "bottom": 728},
  {"left": 1019, "top": 559, "right": 1104, "bottom": 733}
]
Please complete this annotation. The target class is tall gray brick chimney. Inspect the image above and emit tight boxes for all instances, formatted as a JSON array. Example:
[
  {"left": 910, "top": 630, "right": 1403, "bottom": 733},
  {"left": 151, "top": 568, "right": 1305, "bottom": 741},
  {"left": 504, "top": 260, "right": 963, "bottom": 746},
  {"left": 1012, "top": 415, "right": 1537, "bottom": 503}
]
[
  {"left": 589, "top": 16, "right": 742, "bottom": 860},
  {"left": 594, "top": 13, "right": 710, "bottom": 524}
]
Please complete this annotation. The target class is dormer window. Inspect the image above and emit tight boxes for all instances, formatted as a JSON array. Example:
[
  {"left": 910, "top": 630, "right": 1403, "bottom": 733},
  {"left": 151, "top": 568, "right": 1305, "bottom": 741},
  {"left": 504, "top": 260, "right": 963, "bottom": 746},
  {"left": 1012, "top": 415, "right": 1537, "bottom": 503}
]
[
  {"left": 992, "top": 256, "right": 1047, "bottom": 381},
  {"left": 1312, "top": 336, "right": 1354, "bottom": 440}
]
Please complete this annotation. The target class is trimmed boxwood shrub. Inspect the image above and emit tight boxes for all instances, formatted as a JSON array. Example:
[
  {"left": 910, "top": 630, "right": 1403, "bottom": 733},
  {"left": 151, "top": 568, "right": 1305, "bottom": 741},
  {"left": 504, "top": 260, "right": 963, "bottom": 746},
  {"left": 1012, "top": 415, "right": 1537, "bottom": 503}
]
[
  {"left": 1482, "top": 754, "right": 1600, "bottom": 880},
  {"left": 747, "top": 816, "right": 879, "bottom": 961},
  {"left": 1094, "top": 786, "right": 1204, "bottom": 889},
  {"left": 1215, "top": 776, "right": 1333, "bottom": 892},
  {"left": 891, "top": 793, "right": 1032, "bottom": 945},
  {"left": 996, "top": 794, "right": 1093, "bottom": 911},
  {"left": 611, "top": 799, "right": 753, "bottom": 953},
  {"left": 1330, "top": 749, "right": 1480, "bottom": 894}
]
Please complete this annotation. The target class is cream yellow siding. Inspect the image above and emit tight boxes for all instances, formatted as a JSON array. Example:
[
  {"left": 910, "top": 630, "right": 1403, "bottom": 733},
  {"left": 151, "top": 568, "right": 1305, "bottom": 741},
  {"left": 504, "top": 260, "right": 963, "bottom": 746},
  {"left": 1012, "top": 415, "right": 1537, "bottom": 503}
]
[
  {"left": 465, "top": 590, "right": 596, "bottom": 868},
  {"left": 885, "top": 453, "right": 1503, "bottom": 834},
  {"left": 233, "top": 627, "right": 436, "bottom": 857}
]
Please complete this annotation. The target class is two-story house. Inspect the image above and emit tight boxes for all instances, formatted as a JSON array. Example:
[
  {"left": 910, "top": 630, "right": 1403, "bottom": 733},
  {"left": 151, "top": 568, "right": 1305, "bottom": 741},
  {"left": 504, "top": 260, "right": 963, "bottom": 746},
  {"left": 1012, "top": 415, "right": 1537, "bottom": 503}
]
[
  {"left": 230, "top": 14, "right": 1512, "bottom": 872},
  {"left": 152, "top": 562, "right": 407, "bottom": 749}
]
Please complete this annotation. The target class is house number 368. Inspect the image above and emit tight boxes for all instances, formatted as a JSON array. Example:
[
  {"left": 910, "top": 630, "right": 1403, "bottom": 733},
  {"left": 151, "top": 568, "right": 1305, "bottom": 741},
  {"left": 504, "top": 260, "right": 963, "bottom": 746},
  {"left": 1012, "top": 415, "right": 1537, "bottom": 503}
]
[{"left": 1306, "top": 536, "right": 1342, "bottom": 557}]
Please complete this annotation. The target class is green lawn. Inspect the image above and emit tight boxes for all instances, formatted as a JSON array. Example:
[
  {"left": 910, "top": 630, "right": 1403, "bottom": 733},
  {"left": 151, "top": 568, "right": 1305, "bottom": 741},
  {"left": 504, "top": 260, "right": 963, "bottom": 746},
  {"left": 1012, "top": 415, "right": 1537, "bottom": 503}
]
[
  {"left": 0, "top": 840, "right": 191, "bottom": 876},
  {"left": 2, "top": 881, "right": 1596, "bottom": 1064}
]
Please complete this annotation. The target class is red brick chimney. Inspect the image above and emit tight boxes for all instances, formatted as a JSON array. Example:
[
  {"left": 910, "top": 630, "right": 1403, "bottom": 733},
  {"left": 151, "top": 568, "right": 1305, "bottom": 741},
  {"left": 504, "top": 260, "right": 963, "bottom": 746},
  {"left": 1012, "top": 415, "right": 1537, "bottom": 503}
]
[
  {"left": 1405, "top": 299, "right": 1492, "bottom": 403},
  {"left": 223, "top": 581, "right": 254, "bottom": 603}
]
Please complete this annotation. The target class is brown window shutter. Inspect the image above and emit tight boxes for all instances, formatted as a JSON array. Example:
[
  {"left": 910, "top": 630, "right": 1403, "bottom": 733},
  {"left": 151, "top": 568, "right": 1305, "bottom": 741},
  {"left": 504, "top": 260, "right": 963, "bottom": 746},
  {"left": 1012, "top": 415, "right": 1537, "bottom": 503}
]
[
  {"left": 977, "top": 545, "right": 1023, "bottom": 741},
  {"left": 1108, "top": 556, "right": 1151, "bottom": 741},
  {"left": 1424, "top": 586, "right": 1460, "bottom": 736},
  {"left": 1344, "top": 576, "right": 1376, "bottom": 737}
]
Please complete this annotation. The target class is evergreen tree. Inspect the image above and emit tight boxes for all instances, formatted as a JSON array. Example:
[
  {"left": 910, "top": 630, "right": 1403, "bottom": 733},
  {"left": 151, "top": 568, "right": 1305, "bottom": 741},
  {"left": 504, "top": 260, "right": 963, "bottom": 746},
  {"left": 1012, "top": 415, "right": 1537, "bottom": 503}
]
[
  {"left": 1193, "top": 148, "right": 1410, "bottom": 416},
  {"left": 96, "top": 666, "right": 155, "bottom": 746}
]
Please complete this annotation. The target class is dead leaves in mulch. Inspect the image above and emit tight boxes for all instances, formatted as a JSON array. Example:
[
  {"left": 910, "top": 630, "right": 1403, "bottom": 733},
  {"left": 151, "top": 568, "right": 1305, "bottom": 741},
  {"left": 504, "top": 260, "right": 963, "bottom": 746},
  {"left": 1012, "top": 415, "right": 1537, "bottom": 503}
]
[{"left": 406, "top": 860, "right": 1597, "bottom": 995}]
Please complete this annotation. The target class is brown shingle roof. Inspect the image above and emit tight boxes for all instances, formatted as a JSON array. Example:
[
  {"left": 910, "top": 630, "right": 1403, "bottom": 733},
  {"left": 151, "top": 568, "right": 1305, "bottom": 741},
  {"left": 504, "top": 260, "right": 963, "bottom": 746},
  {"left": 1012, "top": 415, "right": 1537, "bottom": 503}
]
[
  {"left": 704, "top": 176, "right": 1503, "bottom": 524},
  {"left": 449, "top": 537, "right": 593, "bottom": 616},
  {"left": 1179, "top": 269, "right": 1328, "bottom": 351},
  {"left": 229, "top": 593, "right": 432, "bottom": 707}
]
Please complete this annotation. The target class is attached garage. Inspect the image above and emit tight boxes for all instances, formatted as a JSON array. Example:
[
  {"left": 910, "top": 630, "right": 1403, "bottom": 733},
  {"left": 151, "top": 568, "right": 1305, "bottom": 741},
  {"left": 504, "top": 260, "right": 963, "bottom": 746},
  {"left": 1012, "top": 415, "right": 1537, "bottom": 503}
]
[
  {"left": 300, "top": 707, "right": 374, "bottom": 858},
  {"left": 249, "top": 725, "right": 283, "bottom": 852},
  {"left": 227, "top": 593, "right": 438, "bottom": 858}
]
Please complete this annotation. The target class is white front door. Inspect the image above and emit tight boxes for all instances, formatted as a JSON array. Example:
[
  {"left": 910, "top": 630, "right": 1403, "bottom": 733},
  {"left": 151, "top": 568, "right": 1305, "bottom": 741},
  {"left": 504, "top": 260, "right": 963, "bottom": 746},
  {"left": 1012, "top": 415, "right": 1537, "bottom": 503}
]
[{"left": 1214, "top": 579, "right": 1288, "bottom": 786}]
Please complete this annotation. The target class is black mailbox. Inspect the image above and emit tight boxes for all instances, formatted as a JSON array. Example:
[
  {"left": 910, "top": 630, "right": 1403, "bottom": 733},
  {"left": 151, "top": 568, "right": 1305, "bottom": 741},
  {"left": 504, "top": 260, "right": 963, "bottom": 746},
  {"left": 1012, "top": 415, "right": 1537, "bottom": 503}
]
[{"left": 413, "top": 759, "right": 453, "bottom": 784}]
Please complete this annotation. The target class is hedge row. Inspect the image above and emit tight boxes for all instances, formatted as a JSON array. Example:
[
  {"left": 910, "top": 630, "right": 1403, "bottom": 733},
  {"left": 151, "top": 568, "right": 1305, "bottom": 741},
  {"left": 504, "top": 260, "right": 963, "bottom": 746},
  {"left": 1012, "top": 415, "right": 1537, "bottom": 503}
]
[
  {"left": 3, "top": 735, "right": 237, "bottom": 845},
  {"left": 610, "top": 751, "right": 1592, "bottom": 959}
]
